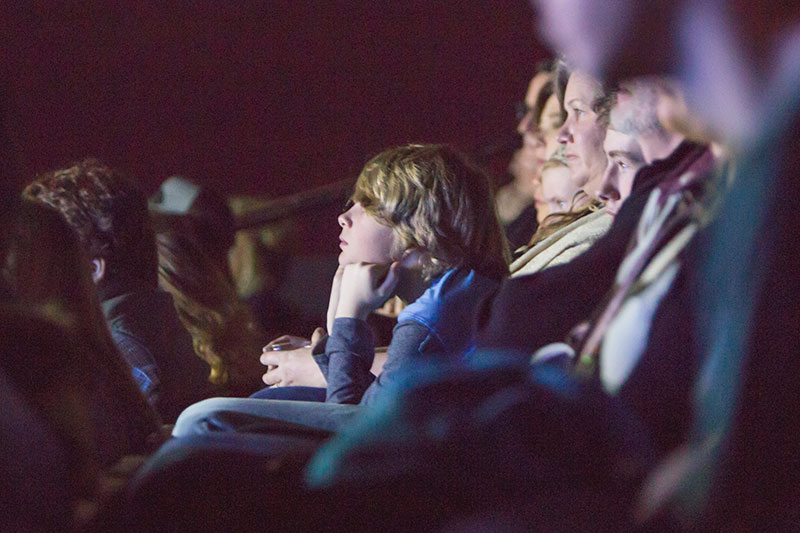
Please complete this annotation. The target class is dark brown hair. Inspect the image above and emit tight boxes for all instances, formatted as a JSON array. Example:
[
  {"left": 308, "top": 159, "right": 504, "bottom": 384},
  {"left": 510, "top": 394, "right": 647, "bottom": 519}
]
[{"left": 23, "top": 158, "right": 157, "bottom": 287}]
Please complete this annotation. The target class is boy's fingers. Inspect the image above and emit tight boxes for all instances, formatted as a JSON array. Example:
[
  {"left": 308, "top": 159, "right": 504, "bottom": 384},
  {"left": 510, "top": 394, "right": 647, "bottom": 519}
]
[
  {"left": 311, "top": 327, "right": 326, "bottom": 346},
  {"left": 376, "top": 262, "right": 400, "bottom": 298}
]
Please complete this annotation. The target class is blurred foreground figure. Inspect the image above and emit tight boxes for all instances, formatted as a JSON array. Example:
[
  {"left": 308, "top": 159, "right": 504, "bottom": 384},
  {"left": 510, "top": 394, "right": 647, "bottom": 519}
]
[
  {"left": 534, "top": 0, "right": 800, "bottom": 527},
  {"left": 24, "top": 159, "right": 213, "bottom": 421}
]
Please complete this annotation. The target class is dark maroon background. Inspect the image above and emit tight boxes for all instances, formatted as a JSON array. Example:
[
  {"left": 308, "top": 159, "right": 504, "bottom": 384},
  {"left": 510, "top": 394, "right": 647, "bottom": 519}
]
[
  {"left": 0, "top": 1, "right": 549, "bottom": 331},
  {"left": 0, "top": 1, "right": 546, "bottom": 197}
]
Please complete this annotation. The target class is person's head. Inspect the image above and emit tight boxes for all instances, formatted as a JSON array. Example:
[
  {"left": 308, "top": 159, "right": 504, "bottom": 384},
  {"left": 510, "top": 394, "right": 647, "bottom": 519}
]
[
  {"left": 340, "top": 144, "right": 509, "bottom": 280},
  {"left": 540, "top": 160, "right": 577, "bottom": 221},
  {"left": 557, "top": 70, "right": 609, "bottom": 201},
  {"left": 539, "top": 92, "right": 565, "bottom": 161},
  {"left": 598, "top": 128, "right": 646, "bottom": 216},
  {"left": 149, "top": 176, "right": 236, "bottom": 278},
  {"left": 611, "top": 77, "right": 684, "bottom": 163},
  {"left": 516, "top": 63, "right": 557, "bottom": 175},
  {"left": 153, "top": 217, "right": 265, "bottom": 394},
  {"left": 4, "top": 201, "right": 161, "bottom": 465},
  {"left": 531, "top": 0, "right": 800, "bottom": 146},
  {"left": 23, "top": 159, "right": 157, "bottom": 290},
  {"left": 534, "top": 0, "right": 800, "bottom": 79}
]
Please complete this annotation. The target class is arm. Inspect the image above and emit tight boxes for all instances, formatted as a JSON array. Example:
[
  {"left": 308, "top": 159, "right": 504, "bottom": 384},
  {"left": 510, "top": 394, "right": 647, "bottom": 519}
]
[
  {"left": 325, "top": 317, "right": 441, "bottom": 404},
  {"left": 323, "top": 261, "right": 401, "bottom": 403},
  {"left": 359, "top": 320, "right": 443, "bottom": 405}
]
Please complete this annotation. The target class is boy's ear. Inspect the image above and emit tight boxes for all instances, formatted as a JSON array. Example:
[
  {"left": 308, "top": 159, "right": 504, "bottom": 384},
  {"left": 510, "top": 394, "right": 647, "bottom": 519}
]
[{"left": 398, "top": 248, "right": 428, "bottom": 269}]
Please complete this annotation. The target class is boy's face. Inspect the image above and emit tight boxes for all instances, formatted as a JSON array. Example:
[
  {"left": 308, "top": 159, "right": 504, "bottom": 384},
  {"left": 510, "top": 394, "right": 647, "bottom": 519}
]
[{"left": 337, "top": 202, "right": 399, "bottom": 265}]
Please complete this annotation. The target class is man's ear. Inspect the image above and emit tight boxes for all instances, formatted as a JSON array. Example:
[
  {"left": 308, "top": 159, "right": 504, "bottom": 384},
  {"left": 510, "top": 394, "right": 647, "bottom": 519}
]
[{"left": 91, "top": 257, "right": 106, "bottom": 284}]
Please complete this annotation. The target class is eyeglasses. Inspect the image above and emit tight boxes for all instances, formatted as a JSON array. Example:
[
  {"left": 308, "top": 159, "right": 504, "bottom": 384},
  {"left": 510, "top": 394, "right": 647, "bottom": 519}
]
[{"left": 515, "top": 101, "right": 534, "bottom": 122}]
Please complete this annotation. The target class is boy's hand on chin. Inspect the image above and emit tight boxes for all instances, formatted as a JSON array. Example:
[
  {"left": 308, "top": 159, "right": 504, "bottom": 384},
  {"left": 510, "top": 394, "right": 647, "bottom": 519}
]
[{"left": 336, "top": 262, "right": 400, "bottom": 321}]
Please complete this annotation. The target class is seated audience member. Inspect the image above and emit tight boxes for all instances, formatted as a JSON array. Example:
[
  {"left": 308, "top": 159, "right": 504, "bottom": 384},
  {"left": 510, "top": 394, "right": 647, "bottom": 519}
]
[
  {"left": 297, "top": 83, "right": 722, "bottom": 530},
  {"left": 534, "top": 0, "right": 800, "bottom": 528},
  {"left": 527, "top": 82, "right": 722, "bottom": 449},
  {"left": 149, "top": 175, "right": 236, "bottom": 279},
  {"left": 476, "top": 77, "right": 705, "bottom": 354},
  {"left": 152, "top": 214, "right": 266, "bottom": 397},
  {"left": 172, "top": 144, "right": 509, "bottom": 435},
  {"left": 497, "top": 63, "right": 555, "bottom": 248},
  {"left": 522, "top": 63, "right": 569, "bottom": 227},
  {"left": 508, "top": 67, "right": 616, "bottom": 276},
  {"left": 23, "top": 158, "right": 213, "bottom": 422},
  {"left": 540, "top": 152, "right": 587, "bottom": 220},
  {"left": 510, "top": 151, "right": 606, "bottom": 276},
  {"left": 557, "top": 69, "right": 609, "bottom": 201},
  {"left": 6, "top": 201, "right": 162, "bottom": 466}
]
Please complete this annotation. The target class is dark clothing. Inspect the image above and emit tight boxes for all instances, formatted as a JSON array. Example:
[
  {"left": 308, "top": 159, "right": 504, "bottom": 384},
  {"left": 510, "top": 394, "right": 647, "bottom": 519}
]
[
  {"left": 102, "top": 287, "right": 213, "bottom": 422},
  {"left": 615, "top": 237, "right": 703, "bottom": 454},
  {"left": 0, "top": 370, "right": 73, "bottom": 532},
  {"left": 504, "top": 203, "right": 538, "bottom": 252},
  {"left": 320, "top": 317, "right": 441, "bottom": 405},
  {"left": 475, "top": 142, "right": 709, "bottom": 356}
]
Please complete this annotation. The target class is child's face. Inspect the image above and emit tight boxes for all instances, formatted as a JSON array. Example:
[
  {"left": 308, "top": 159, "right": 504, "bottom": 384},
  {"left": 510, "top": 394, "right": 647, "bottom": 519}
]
[
  {"left": 540, "top": 165, "right": 577, "bottom": 223},
  {"left": 337, "top": 202, "right": 399, "bottom": 265}
]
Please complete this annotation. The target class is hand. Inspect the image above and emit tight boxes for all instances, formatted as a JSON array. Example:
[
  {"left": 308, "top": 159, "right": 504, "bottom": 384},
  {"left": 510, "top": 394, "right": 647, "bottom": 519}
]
[
  {"left": 373, "top": 296, "right": 406, "bottom": 319},
  {"left": 335, "top": 262, "right": 400, "bottom": 321},
  {"left": 260, "top": 328, "right": 327, "bottom": 387},
  {"left": 327, "top": 266, "right": 345, "bottom": 334}
]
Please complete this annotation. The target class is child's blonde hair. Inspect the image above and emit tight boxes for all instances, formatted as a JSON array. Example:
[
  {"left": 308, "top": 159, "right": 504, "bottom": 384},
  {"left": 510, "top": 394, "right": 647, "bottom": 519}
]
[{"left": 351, "top": 144, "right": 509, "bottom": 280}]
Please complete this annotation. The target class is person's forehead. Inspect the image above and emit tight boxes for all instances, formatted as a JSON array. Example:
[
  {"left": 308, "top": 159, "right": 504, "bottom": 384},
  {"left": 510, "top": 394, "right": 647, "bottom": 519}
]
[
  {"left": 542, "top": 94, "right": 561, "bottom": 115},
  {"left": 565, "top": 72, "right": 602, "bottom": 103},
  {"left": 603, "top": 129, "right": 639, "bottom": 154},
  {"left": 525, "top": 71, "right": 551, "bottom": 106},
  {"left": 541, "top": 166, "right": 571, "bottom": 192}
]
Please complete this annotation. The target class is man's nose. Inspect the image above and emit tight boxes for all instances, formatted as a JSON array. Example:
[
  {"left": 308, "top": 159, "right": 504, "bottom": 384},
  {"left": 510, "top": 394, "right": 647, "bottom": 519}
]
[{"left": 597, "top": 164, "right": 620, "bottom": 203}]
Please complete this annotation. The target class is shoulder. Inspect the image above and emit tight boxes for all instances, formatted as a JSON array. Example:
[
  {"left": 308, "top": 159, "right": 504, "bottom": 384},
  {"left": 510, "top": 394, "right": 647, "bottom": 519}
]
[
  {"left": 511, "top": 210, "right": 613, "bottom": 276},
  {"left": 397, "top": 268, "right": 499, "bottom": 356},
  {"left": 399, "top": 269, "right": 499, "bottom": 326}
]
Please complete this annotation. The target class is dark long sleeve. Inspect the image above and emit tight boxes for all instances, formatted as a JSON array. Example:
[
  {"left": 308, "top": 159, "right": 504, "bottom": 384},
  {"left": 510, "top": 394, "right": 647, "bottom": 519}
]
[{"left": 324, "top": 317, "right": 443, "bottom": 405}]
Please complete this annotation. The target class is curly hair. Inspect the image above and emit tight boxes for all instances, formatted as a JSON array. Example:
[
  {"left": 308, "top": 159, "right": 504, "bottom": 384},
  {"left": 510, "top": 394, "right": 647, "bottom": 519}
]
[
  {"left": 352, "top": 144, "right": 510, "bottom": 280},
  {"left": 22, "top": 158, "right": 157, "bottom": 287}
]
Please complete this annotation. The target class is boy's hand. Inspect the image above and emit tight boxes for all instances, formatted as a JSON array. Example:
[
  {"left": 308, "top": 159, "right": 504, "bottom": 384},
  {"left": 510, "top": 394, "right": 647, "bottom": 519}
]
[{"left": 335, "top": 262, "right": 400, "bottom": 321}]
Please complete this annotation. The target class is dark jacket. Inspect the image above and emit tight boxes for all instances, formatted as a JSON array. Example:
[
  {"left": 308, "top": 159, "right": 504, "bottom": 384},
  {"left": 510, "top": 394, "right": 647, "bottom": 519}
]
[{"left": 102, "top": 286, "right": 213, "bottom": 422}]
